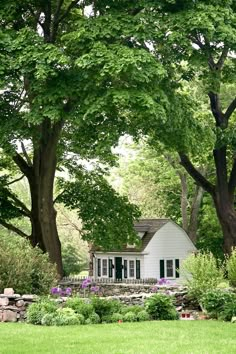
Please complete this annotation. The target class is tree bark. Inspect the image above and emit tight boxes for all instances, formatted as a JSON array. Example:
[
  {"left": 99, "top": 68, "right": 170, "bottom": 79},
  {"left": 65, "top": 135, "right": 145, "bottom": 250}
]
[
  {"left": 188, "top": 185, "right": 204, "bottom": 244},
  {"left": 213, "top": 195, "right": 236, "bottom": 254}
]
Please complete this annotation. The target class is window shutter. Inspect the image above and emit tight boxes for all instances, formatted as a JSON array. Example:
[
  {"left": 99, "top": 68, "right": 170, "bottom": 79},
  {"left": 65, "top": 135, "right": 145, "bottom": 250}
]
[
  {"left": 175, "top": 259, "right": 180, "bottom": 278},
  {"left": 109, "top": 259, "right": 113, "bottom": 278},
  {"left": 136, "top": 260, "right": 140, "bottom": 279},
  {"left": 124, "top": 260, "right": 127, "bottom": 278},
  {"left": 97, "top": 258, "right": 101, "bottom": 277},
  {"left": 160, "top": 259, "right": 165, "bottom": 278}
]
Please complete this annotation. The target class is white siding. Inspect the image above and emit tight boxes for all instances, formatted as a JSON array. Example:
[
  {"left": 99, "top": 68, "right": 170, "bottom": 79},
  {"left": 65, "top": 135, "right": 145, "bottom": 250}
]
[{"left": 143, "top": 221, "right": 196, "bottom": 280}]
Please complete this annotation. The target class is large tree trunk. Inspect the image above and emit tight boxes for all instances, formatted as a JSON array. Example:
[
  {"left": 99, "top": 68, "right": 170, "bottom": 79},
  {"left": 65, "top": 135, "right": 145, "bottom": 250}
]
[
  {"left": 18, "top": 120, "right": 64, "bottom": 278},
  {"left": 213, "top": 196, "right": 236, "bottom": 254}
]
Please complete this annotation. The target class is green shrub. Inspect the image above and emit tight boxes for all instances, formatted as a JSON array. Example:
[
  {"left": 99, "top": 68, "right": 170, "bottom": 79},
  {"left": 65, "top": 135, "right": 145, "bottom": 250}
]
[
  {"left": 218, "top": 301, "right": 236, "bottom": 322},
  {"left": 181, "top": 252, "right": 224, "bottom": 301},
  {"left": 201, "top": 289, "right": 234, "bottom": 319},
  {"left": 226, "top": 248, "right": 236, "bottom": 287},
  {"left": 123, "top": 311, "right": 137, "bottom": 322},
  {"left": 121, "top": 305, "right": 143, "bottom": 315},
  {"left": 0, "top": 234, "right": 57, "bottom": 295},
  {"left": 88, "top": 312, "right": 100, "bottom": 324},
  {"left": 54, "top": 308, "right": 84, "bottom": 326},
  {"left": 144, "top": 294, "right": 178, "bottom": 320},
  {"left": 41, "top": 313, "right": 56, "bottom": 326},
  {"left": 27, "top": 298, "right": 58, "bottom": 324},
  {"left": 110, "top": 313, "right": 123, "bottom": 323},
  {"left": 136, "top": 310, "right": 150, "bottom": 322},
  {"left": 65, "top": 297, "right": 94, "bottom": 319},
  {"left": 90, "top": 297, "right": 121, "bottom": 320}
]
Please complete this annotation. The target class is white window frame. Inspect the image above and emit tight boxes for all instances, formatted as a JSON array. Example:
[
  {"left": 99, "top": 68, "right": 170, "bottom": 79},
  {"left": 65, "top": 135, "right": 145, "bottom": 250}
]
[
  {"left": 102, "top": 258, "right": 108, "bottom": 277},
  {"left": 129, "top": 259, "right": 135, "bottom": 278},
  {"left": 164, "top": 259, "right": 176, "bottom": 279}
]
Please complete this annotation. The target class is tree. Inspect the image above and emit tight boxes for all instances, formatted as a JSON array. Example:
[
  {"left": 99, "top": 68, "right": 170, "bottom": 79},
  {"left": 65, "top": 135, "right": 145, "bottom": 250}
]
[
  {"left": 149, "top": 0, "right": 236, "bottom": 254},
  {"left": 85, "top": 0, "right": 236, "bottom": 254},
  {"left": 112, "top": 142, "right": 214, "bottom": 245},
  {"left": 1, "top": 1, "right": 160, "bottom": 276}
]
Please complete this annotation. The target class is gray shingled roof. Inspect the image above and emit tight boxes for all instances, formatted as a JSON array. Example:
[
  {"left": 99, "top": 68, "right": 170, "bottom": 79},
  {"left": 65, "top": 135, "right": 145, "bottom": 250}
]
[{"left": 92, "top": 219, "right": 170, "bottom": 253}]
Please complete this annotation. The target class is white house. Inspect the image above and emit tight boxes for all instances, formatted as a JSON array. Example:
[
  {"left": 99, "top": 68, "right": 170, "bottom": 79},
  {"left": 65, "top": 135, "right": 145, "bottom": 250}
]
[{"left": 91, "top": 219, "right": 197, "bottom": 281}]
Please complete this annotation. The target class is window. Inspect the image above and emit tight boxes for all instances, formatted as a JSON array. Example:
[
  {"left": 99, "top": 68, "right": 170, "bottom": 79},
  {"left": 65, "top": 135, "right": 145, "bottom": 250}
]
[
  {"left": 102, "top": 259, "right": 108, "bottom": 276},
  {"left": 97, "top": 258, "right": 101, "bottom": 277},
  {"left": 166, "top": 260, "right": 174, "bottom": 278},
  {"left": 160, "top": 259, "right": 180, "bottom": 279},
  {"left": 129, "top": 260, "right": 135, "bottom": 278}
]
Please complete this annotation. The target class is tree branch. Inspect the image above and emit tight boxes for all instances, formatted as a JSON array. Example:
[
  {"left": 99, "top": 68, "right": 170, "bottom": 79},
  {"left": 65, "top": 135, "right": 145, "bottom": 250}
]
[
  {"left": 12, "top": 152, "right": 32, "bottom": 178},
  {"left": 179, "top": 153, "right": 215, "bottom": 195},
  {"left": 208, "top": 92, "right": 225, "bottom": 127},
  {"left": 224, "top": 98, "right": 236, "bottom": 121},
  {"left": 51, "top": 0, "right": 65, "bottom": 41},
  {"left": 21, "top": 142, "right": 32, "bottom": 166},
  {"left": 58, "top": 0, "right": 80, "bottom": 23},
  {"left": 5, "top": 191, "right": 31, "bottom": 218},
  {"left": 216, "top": 46, "right": 229, "bottom": 70},
  {"left": 0, "top": 219, "right": 30, "bottom": 239},
  {"left": 6, "top": 175, "right": 25, "bottom": 186}
]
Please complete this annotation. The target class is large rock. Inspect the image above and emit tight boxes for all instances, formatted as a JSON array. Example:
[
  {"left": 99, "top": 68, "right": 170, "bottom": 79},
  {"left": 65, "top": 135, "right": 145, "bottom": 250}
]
[
  {"left": 4, "top": 288, "right": 14, "bottom": 296},
  {"left": 2, "top": 310, "right": 17, "bottom": 322},
  {"left": 0, "top": 297, "right": 9, "bottom": 306}
]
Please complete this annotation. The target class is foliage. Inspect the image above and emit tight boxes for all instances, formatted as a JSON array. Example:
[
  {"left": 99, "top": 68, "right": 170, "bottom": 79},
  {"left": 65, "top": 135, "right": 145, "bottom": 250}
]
[
  {"left": 201, "top": 289, "right": 235, "bottom": 319},
  {"left": 226, "top": 248, "right": 236, "bottom": 287},
  {"left": 54, "top": 308, "right": 84, "bottom": 326},
  {"left": 65, "top": 297, "right": 94, "bottom": 319},
  {"left": 218, "top": 301, "right": 236, "bottom": 322},
  {"left": 121, "top": 305, "right": 144, "bottom": 315},
  {"left": 136, "top": 310, "right": 150, "bottom": 322},
  {"left": 90, "top": 297, "right": 122, "bottom": 320},
  {"left": 0, "top": 234, "right": 57, "bottom": 294},
  {"left": 144, "top": 293, "right": 179, "bottom": 321},
  {"left": 110, "top": 313, "right": 123, "bottom": 323},
  {"left": 181, "top": 252, "right": 224, "bottom": 301},
  {"left": 87, "top": 312, "right": 101, "bottom": 324},
  {"left": 62, "top": 243, "right": 88, "bottom": 277},
  {"left": 123, "top": 312, "right": 137, "bottom": 322},
  {"left": 58, "top": 168, "right": 140, "bottom": 250},
  {"left": 27, "top": 298, "right": 58, "bottom": 325}
]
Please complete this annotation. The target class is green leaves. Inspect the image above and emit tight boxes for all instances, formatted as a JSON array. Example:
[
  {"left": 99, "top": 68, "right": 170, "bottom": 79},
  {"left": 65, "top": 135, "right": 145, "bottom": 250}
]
[{"left": 57, "top": 167, "right": 140, "bottom": 250}]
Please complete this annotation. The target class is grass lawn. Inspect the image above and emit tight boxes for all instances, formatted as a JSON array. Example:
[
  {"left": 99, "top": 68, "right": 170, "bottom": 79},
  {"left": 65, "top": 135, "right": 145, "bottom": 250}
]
[{"left": 0, "top": 321, "right": 235, "bottom": 354}]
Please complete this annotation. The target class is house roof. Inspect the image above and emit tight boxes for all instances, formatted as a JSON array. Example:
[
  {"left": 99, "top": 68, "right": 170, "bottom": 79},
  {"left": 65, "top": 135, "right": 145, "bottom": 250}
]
[{"left": 91, "top": 218, "right": 170, "bottom": 253}]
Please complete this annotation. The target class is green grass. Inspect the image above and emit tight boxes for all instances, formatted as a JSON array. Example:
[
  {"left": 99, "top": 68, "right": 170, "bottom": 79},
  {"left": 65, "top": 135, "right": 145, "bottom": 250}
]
[{"left": 0, "top": 321, "right": 235, "bottom": 354}]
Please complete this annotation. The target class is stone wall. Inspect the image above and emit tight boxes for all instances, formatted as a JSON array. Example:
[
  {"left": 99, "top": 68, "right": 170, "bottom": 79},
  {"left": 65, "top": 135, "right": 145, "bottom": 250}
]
[
  {"left": 59, "top": 280, "right": 199, "bottom": 310},
  {"left": 0, "top": 288, "right": 37, "bottom": 322}
]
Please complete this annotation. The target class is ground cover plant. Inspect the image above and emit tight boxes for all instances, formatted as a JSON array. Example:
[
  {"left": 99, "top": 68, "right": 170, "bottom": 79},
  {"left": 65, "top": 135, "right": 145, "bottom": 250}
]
[
  {"left": 26, "top": 296, "right": 152, "bottom": 326},
  {"left": 0, "top": 321, "right": 236, "bottom": 354}
]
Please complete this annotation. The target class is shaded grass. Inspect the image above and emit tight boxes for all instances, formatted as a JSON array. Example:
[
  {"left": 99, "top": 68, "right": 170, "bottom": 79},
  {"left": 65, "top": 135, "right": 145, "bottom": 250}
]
[{"left": 0, "top": 321, "right": 235, "bottom": 354}]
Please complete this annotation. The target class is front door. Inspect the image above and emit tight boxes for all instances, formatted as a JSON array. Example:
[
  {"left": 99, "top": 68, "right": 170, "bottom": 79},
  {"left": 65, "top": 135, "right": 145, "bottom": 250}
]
[{"left": 115, "top": 257, "right": 122, "bottom": 280}]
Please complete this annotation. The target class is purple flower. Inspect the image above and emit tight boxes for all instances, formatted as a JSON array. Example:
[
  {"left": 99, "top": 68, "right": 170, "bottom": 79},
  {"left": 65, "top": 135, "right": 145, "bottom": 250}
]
[
  {"left": 51, "top": 287, "right": 61, "bottom": 295},
  {"left": 90, "top": 286, "right": 99, "bottom": 293},
  {"left": 65, "top": 287, "right": 72, "bottom": 295},
  {"left": 81, "top": 278, "right": 91, "bottom": 289}
]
